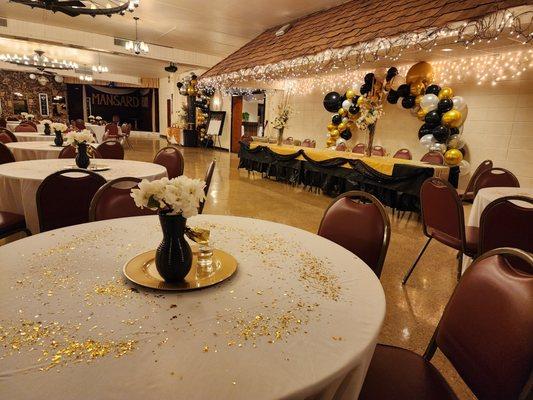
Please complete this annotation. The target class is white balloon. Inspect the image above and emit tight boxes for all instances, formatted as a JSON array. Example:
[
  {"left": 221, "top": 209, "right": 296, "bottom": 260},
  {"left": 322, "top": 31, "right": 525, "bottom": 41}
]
[
  {"left": 336, "top": 138, "right": 346, "bottom": 145},
  {"left": 429, "top": 143, "right": 447, "bottom": 154},
  {"left": 420, "top": 94, "right": 439, "bottom": 112},
  {"left": 459, "top": 160, "right": 471, "bottom": 176},
  {"left": 342, "top": 100, "right": 352, "bottom": 111},
  {"left": 452, "top": 96, "right": 466, "bottom": 111},
  {"left": 352, "top": 83, "right": 361, "bottom": 95},
  {"left": 396, "top": 98, "right": 404, "bottom": 109},
  {"left": 420, "top": 134, "right": 436, "bottom": 149},
  {"left": 342, "top": 117, "right": 349, "bottom": 124},
  {"left": 448, "top": 134, "right": 465, "bottom": 149}
]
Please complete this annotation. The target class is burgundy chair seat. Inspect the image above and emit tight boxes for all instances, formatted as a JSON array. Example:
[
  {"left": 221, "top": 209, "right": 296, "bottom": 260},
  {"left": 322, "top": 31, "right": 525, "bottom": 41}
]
[
  {"left": 0, "top": 142, "right": 16, "bottom": 164},
  {"left": 473, "top": 167, "right": 519, "bottom": 197},
  {"left": 427, "top": 226, "right": 479, "bottom": 257},
  {"left": 393, "top": 148, "right": 412, "bottom": 160},
  {"left": 421, "top": 151, "right": 445, "bottom": 165},
  {"left": 352, "top": 143, "right": 366, "bottom": 154},
  {"left": 14, "top": 123, "right": 37, "bottom": 133},
  {"left": 359, "top": 344, "right": 458, "bottom": 400},
  {"left": 153, "top": 146, "right": 184, "bottom": 179},
  {"left": 0, "top": 129, "right": 17, "bottom": 143},
  {"left": 0, "top": 211, "right": 27, "bottom": 238},
  {"left": 97, "top": 140, "right": 124, "bottom": 160}
]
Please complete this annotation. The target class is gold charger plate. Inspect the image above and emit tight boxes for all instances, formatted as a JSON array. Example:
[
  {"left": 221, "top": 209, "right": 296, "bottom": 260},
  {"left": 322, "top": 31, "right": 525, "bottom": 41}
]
[{"left": 123, "top": 249, "right": 237, "bottom": 291}]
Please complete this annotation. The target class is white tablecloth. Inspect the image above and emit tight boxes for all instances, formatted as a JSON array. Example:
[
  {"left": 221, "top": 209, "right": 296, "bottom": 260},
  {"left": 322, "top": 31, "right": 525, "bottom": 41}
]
[
  {"left": 0, "top": 215, "right": 385, "bottom": 400},
  {"left": 7, "top": 122, "right": 45, "bottom": 133},
  {"left": 86, "top": 124, "right": 122, "bottom": 143},
  {"left": 6, "top": 141, "right": 64, "bottom": 161},
  {"left": 0, "top": 159, "right": 167, "bottom": 233},
  {"left": 13, "top": 131, "right": 54, "bottom": 142}
]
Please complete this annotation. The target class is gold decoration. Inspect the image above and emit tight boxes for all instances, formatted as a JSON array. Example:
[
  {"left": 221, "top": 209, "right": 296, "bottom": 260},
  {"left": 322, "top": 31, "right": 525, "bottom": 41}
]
[
  {"left": 415, "top": 95, "right": 423, "bottom": 106},
  {"left": 444, "top": 149, "right": 463, "bottom": 165},
  {"left": 417, "top": 108, "right": 427, "bottom": 121},
  {"left": 345, "top": 89, "right": 356, "bottom": 99},
  {"left": 356, "top": 96, "right": 365, "bottom": 106},
  {"left": 337, "top": 122, "right": 347, "bottom": 132},
  {"left": 438, "top": 87, "right": 453, "bottom": 100},
  {"left": 327, "top": 124, "right": 336, "bottom": 132},
  {"left": 187, "top": 85, "right": 197, "bottom": 96},
  {"left": 123, "top": 248, "right": 238, "bottom": 291},
  {"left": 326, "top": 137, "right": 336, "bottom": 147},
  {"left": 373, "top": 67, "right": 387, "bottom": 82},
  {"left": 330, "top": 129, "right": 340, "bottom": 139},
  {"left": 406, "top": 61, "right": 434, "bottom": 85},
  {"left": 338, "top": 108, "right": 346, "bottom": 116},
  {"left": 442, "top": 109, "right": 462, "bottom": 127},
  {"left": 410, "top": 81, "right": 425, "bottom": 96}
]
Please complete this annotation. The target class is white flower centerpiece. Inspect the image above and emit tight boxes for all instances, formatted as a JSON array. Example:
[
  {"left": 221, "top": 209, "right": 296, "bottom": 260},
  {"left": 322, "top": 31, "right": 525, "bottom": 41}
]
[
  {"left": 273, "top": 102, "right": 292, "bottom": 146},
  {"left": 65, "top": 129, "right": 96, "bottom": 169},
  {"left": 41, "top": 119, "right": 53, "bottom": 135},
  {"left": 26, "top": 114, "right": 34, "bottom": 121},
  {"left": 131, "top": 177, "right": 206, "bottom": 282},
  {"left": 354, "top": 97, "right": 384, "bottom": 156},
  {"left": 20, "top": 112, "right": 28, "bottom": 120},
  {"left": 51, "top": 122, "right": 68, "bottom": 146},
  {"left": 95, "top": 116, "right": 102, "bottom": 125}
]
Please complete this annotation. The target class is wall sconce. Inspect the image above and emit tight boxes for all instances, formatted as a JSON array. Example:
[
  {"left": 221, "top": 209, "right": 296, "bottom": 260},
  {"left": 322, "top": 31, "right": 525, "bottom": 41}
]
[{"left": 212, "top": 90, "right": 222, "bottom": 111}]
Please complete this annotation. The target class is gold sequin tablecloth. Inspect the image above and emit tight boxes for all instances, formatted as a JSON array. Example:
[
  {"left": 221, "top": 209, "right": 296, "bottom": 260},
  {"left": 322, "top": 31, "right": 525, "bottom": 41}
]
[{"left": 0, "top": 215, "right": 385, "bottom": 400}]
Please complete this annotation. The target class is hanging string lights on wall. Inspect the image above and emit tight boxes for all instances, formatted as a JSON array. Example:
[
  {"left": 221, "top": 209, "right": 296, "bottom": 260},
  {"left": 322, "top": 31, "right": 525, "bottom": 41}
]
[{"left": 199, "top": 8, "right": 532, "bottom": 91}]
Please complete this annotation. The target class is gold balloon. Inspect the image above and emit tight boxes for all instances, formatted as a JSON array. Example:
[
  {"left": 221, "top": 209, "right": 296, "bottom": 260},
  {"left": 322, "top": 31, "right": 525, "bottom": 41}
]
[
  {"left": 331, "top": 129, "right": 340, "bottom": 139},
  {"left": 410, "top": 81, "right": 425, "bottom": 96},
  {"left": 415, "top": 95, "right": 423, "bottom": 106},
  {"left": 444, "top": 149, "right": 463, "bottom": 166},
  {"left": 417, "top": 108, "right": 427, "bottom": 121},
  {"left": 346, "top": 89, "right": 356, "bottom": 100},
  {"left": 327, "top": 124, "right": 336, "bottom": 132},
  {"left": 442, "top": 109, "right": 462, "bottom": 127},
  {"left": 356, "top": 96, "right": 365, "bottom": 106},
  {"left": 373, "top": 67, "right": 387, "bottom": 82},
  {"left": 406, "top": 61, "right": 434, "bottom": 85},
  {"left": 438, "top": 87, "right": 453, "bottom": 100},
  {"left": 326, "top": 137, "right": 336, "bottom": 147},
  {"left": 338, "top": 108, "right": 346, "bottom": 116},
  {"left": 187, "top": 86, "right": 197, "bottom": 96},
  {"left": 337, "top": 122, "right": 347, "bottom": 132}
]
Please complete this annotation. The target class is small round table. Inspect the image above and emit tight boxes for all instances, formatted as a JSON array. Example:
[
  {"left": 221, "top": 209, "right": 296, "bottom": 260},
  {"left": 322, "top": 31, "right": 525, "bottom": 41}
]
[
  {"left": 13, "top": 131, "right": 54, "bottom": 142},
  {"left": 0, "top": 159, "right": 167, "bottom": 233},
  {"left": 0, "top": 215, "right": 385, "bottom": 400},
  {"left": 6, "top": 141, "right": 65, "bottom": 161}
]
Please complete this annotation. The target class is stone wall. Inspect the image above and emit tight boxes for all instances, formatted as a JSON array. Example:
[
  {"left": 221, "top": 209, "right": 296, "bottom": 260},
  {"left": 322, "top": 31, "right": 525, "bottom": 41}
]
[{"left": 0, "top": 69, "right": 67, "bottom": 120}]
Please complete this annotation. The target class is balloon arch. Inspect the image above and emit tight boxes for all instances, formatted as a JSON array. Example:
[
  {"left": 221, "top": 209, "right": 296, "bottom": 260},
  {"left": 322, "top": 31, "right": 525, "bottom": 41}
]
[{"left": 323, "top": 61, "right": 467, "bottom": 167}]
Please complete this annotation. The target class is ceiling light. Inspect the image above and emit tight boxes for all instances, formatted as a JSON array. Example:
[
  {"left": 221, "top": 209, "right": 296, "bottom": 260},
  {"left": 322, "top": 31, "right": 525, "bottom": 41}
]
[
  {"left": 0, "top": 50, "right": 78, "bottom": 70},
  {"left": 125, "top": 17, "right": 149, "bottom": 55},
  {"left": 441, "top": 48, "right": 453, "bottom": 52},
  {"left": 10, "top": 0, "right": 140, "bottom": 17},
  {"left": 79, "top": 74, "right": 93, "bottom": 82}
]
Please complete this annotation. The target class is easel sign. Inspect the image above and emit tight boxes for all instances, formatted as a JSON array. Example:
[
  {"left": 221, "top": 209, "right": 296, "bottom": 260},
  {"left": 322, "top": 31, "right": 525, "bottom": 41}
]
[
  {"left": 207, "top": 111, "right": 226, "bottom": 137},
  {"left": 38, "top": 93, "right": 50, "bottom": 117}
]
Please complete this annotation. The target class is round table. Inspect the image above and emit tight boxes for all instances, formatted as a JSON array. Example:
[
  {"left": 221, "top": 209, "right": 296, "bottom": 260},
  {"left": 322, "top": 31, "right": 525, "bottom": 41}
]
[
  {"left": 0, "top": 159, "right": 167, "bottom": 233},
  {"left": 13, "top": 131, "right": 54, "bottom": 142},
  {"left": 0, "top": 215, "right": 385, "bottom": 400},
  {"left": 6, "top": 141, "right": 64, "bottom": 161}
]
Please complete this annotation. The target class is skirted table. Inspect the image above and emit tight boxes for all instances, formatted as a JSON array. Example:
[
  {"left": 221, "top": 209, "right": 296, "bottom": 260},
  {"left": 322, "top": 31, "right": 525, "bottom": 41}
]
[
  {"left": 13, "top": 132, "right": 55, "bottom": 142},
  {"left": 0, "top": 159, "right": 167, "bottom": 233},
  {"left": 0, "top": 215, "right": 385, "bottom": 400},
  {"left": 239, "top": 142, "right": 459, "bottom": 211}
]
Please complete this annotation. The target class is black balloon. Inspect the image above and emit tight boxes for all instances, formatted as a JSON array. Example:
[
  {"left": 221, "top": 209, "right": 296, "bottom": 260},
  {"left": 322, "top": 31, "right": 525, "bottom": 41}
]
[
  {"left": 323, "top": 92, "right": 342, "bottom": 112},
  {"left": 177, "top": 82, "right": 183, "bottom": 88},
  {"left": 437, "top": 98, "right": 453, "bottom": 113},
  {"left": 352, "top": 95, "right": 360, "bottom": 105},
  {"left": 397, "top": 84, "right": 410, "bottom": 98},
  {"left": 387, "top": 90, "right": 399, "bottom": 104},
  {"left": 418, "top": 123, "right": 432, "bottom": 139},
  {"left": 425, "top": 110, "right": 442, "bottom": 127},
  {"left": 450, "top": 127, "right": 460, "bottom": 136},
  {"left": 426, "top": 84, "right": 441, "bottom": 96},
  {"left": 402, "top": 96, "right": 416, "bottom": 109},
  {"left": 360, "top": 83, "right": 371, "bottom": 95},
  {"left": 348, "top": 105, "right": 360, "bottom": 115},
  {"left": 332, "top": 114, "right": 342, "bottom": 125},
  {"left": 386, "top": 67, "right": 398, "bottom": 81},
  {"left": 340, "top": 129, "right": 352, "bottom": 140},
  {"left": 432, "top": 125, "right": 450, "bottom": 143},
  {"left": 364, "top": 73, "right": 375, "bottom": 85}
]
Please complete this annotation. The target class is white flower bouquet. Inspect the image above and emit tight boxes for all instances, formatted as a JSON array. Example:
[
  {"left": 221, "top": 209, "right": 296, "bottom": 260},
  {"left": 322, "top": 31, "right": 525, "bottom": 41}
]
[
  {"left": 355, "top": 99, "right": 384, "bottom": 132},
  {"left": 272, "top": 104, "right": 292, "bottom": 130},
  {"left": 95, "top": 116, "right": 102, "bottom": 121},
  {"left": 51, "top": 122, "right": 68, "bottom": 133},
  {"left": 21, "top": 112, "right": 28, "bottom": 118},
  {"left": 131, "top": 176, "right": 206, "bottom": 218},
  {"left": 41, "top": 119, "right": 52, "bottom": 125},
  {"left": 88, "top": 115, "right": 95, "bottom": 119},
  {"left": 65, "top": 129, "right": 95, "bottom": 146},
  {"left": 26, "top": 114, "right": 34, "bottom": 120}
]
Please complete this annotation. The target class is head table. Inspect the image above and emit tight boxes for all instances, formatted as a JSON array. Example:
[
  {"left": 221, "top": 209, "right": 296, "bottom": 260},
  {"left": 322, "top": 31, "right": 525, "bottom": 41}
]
[
  {"left": 0, "top": 159, "right": 167, "bottom": 233},
  {"left": 0, "top": 215, "right": 385, "bottom": 400}
]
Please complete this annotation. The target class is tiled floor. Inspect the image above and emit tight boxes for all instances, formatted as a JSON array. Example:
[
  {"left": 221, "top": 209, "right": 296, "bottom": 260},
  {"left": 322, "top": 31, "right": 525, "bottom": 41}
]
[{"left": 3, "top": 137, "right": 475, "bottom": 399}]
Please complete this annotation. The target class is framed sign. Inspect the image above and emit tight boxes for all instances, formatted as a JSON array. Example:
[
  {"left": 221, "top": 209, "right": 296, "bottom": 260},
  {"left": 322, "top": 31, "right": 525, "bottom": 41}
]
[
  {"left": 38, "top": 93, "right": 50, "bottom": 116},
  {"left": 207, "top": 111, "right": 226, "bottom": 136}
]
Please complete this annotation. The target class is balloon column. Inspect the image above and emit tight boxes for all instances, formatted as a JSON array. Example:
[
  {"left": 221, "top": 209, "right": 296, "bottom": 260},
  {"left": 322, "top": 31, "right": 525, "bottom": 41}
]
[{"left": 385, "top": 61, "right": 468, "bottom": 167}]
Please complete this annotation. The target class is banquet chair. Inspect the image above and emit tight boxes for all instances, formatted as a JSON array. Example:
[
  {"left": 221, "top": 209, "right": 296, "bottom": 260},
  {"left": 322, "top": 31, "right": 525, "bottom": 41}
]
[
  {"left": 335, "top": 142, "right": 347, "bottom": 151},
  {"left": 0, "top": 142, "right": 16, "bottom": 164},
  {"left": 58, "top": 146, "right": 102, "bottom": 159},
  {"left": 458, "top": 159, "right": 492, "bottom": 202},
  {"left": 0, "top": 129, "right": 17, "bottom": 143},
  {"left": 420, "top": 151, "right": 445, "bottom": 165},
  {"left": 402, "top": 178, "right": 478, "bottom": 284},
  {"left": 97, "top": 140, "right": 125, "bottom": 160},
  {"left": 360, "top": 247, "right": 533, "bottom": 400},
  {"left": 103, "top": 123, "right": 120, "bottom": 141},
  {"left": 0, "top": 211, "right": 31, "bottom": 240},
  {"left": 393, "top": 148, "right": 412, "bottom": 160},
  {"left": 318, "top": 191, "right": 390, "bottom": 278},
  {"left": 301, "top": 139, "right": 316, "bottom": 148},
  {"left": 473, "top": 167, "right": 519, "bottom": 197},
  {"left": 0, "top": 117, "right": 6, "bottom": 128},
  {"left": 153, "top": 146, "right": 184, "bottom": 179},
  {"left": 120, "top": 123, "right": 133, "bottom": 149},
  {"left": 14, "top": 123, "right": 37, "bottom": 133},
  {"left": 371, "top": 146, "right": 386, "bottom": 156},
  {"left": 352, "top": 143, "right": 366, "bottom": 154},
  {"left": 25, "top": 121, "right": 37, "bottom": 130},
  {"left": 282, "top": 137, "right": 294, "bottom": 145},
  {"left": 198, "top": 160, "right": 216, "bottom": 214},
  {"left": 479, "top": 196, "right": 533, "bottom": 255},
  {"left": 74, "top": 119, "right": 86, "bottom": 131},
  {"left": 89, "top": 177, "right": 156, "bottom": 222},
  {"left": 36, "top": 169, "right": 107, "bottom": 232}
]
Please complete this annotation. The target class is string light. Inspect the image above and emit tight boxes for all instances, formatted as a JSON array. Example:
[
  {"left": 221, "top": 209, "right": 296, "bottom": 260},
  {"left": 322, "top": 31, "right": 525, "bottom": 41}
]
[{"left": 200, "top": 8, "right": 532, "bottom": 91}]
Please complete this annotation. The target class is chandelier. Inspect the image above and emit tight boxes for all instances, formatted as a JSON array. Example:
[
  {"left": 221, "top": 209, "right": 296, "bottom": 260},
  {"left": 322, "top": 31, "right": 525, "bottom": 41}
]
[
  {"left": 125, "top": 17, "right": 149, "bottom": 55},
  {"left": 92, "top": 54, "right": 109, "bottom": 73},
  {"left": 9, "top": 0, "right": 140, "bottom": 17},
  {"left": 0, "top": 50, "right": 78, "bottom": 70}
]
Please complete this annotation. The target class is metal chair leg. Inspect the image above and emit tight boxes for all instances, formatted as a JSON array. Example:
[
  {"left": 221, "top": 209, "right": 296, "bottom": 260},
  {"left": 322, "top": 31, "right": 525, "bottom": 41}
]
[
  {"left": 457, "top": 252, "right": 463, "bottom": 281},
  {"left": 402, "top": 237, "right": 432, "bottom": 285}
]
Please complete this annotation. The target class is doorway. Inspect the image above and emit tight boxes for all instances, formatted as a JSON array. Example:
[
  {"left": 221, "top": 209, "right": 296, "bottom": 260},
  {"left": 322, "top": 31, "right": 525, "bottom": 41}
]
[{"left": 230, "top": 96, "right": 243, "bottom": 153}]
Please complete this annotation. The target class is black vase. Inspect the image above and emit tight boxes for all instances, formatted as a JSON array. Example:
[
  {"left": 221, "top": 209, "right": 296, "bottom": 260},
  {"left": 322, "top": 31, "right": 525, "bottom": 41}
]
[
  {"left": 44, "top": 124, "right": 51, "bottom": 136},
  {"left": 155, "top": 213, "right": 193, "bottom": 282},
  {"left": 54, "top": 130, "right": 64, "bottom": 146},
  {"left": 75, "top": 143, "right": 90, "bottom": 169}
]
